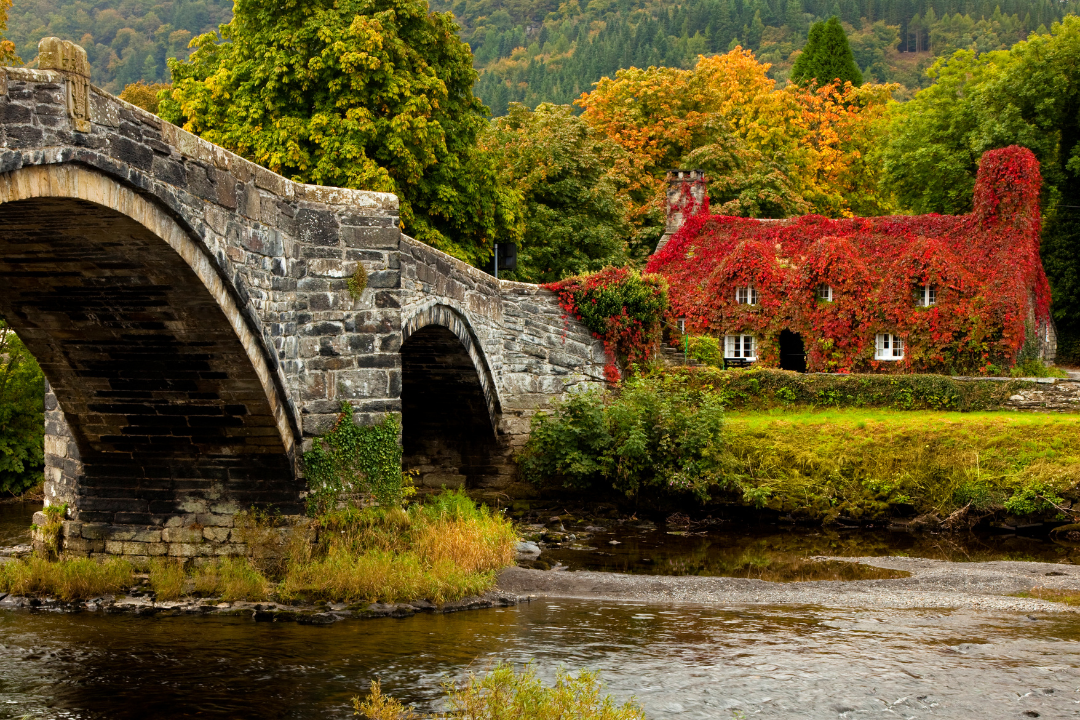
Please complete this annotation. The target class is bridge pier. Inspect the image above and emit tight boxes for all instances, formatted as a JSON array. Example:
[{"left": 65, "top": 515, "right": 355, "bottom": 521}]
[{"left": 1, "top": 39, "right": 606, "bottom": 561}]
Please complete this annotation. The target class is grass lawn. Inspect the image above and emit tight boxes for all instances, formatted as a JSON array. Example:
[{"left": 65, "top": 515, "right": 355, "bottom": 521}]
[{"left": 721, "top": 408, "right": 1080, "bottom": 522}]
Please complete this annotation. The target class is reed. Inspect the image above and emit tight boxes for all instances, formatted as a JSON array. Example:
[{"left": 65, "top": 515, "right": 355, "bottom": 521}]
[{"left": 0, "top": 555, "right": 133, "bottom": 600}]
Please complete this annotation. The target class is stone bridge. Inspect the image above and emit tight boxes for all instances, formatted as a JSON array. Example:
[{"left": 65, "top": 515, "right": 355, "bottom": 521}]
[{"left": 3, "top": 39, "right": 606, "bottom": 560}]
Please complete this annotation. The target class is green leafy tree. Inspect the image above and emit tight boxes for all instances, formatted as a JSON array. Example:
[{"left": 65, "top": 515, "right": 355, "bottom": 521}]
[
  {"left": 790, "top": 16, "right": 864, "bottom": 87},
  {"left": 159, "top": 0, "right": 521, "bottom": 264},
  {"left": 0, "top": 322, "right": 44, "bottom": 496},
  {"left": 482, "top": 103, "right": 631, "bottom": 282}
]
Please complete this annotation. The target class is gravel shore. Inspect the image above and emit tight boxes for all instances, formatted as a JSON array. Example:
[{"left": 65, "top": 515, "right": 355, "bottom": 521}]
[{"left": 498, "top": 555, "right": 1080, "bottom": 612}]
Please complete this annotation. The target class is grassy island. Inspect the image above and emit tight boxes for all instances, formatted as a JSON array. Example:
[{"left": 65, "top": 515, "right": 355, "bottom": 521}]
[{"left": 0, "top": 490, "right": 517, "bottom": 604}]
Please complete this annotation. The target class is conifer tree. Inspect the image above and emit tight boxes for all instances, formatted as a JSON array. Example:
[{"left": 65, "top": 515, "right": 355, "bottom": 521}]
[{"left": 791, "top": 16, "right": 864, "bottom": 87}]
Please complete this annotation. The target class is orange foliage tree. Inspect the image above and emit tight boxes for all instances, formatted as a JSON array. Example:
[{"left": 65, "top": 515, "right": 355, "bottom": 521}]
[{"left": 576, "top": 49, "right": 896, "bottom": 256}]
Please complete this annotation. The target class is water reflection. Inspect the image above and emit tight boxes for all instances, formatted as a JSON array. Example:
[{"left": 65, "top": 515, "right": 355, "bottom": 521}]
[
  {"left": 541, "top": 523, "right": 1080, "bottom": 576},
  {"left": 0, "top": 502, "right": 36, "bottom": 547},
  {"left": 1, "top": 600, "right": 1079, "bottom": 718}
]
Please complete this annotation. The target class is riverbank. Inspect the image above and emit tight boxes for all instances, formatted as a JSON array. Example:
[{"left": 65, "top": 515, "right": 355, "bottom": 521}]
[{"left": 498, "top": 556, "right": 1080, "bottom": 612}]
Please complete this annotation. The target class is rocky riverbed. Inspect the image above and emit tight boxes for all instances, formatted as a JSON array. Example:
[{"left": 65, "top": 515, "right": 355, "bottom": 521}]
[{"left": 499, "top": 555, "right": 1080, "bottom": 612}]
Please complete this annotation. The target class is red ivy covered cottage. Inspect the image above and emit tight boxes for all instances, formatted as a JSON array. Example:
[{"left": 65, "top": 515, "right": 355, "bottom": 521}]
[{"left": 645, "top": 147, "right": 1056, "bottom": 374}]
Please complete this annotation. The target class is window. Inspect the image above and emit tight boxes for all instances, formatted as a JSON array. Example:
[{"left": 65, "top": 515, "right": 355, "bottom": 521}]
[
  {"left": 676, "top": 318, "right": 686, "bottom": 333},
  {"left": 915, "top": 283, "right": 936, "bottom": 307},
  {"left": 874, "top": 333, "right": 904, "bottom": 361},
  {"left": 817, "top": 284, "right": 833, "bottom": 302},
  {"left": 724, "top": 335, "right": 757, "bottom": 360},
  {"left": 735, "top": 285, "right": 759, "bottom": 305}
]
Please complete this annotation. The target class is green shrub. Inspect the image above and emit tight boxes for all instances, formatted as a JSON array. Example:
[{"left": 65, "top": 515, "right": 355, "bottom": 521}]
[
  {"left": 0, "top": 322, "right": 44, "bottom": 497},
  {"left": 682, "top": 335, "right": 722, "bottom": 367},
  {"left": 520, "top": 374, "right": 725, "bottom": 500},
  {"left": 355, "top": 663, "right": 646, "bottom": 720}
]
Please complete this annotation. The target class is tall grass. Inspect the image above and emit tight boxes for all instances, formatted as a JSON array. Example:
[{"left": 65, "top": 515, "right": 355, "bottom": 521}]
[
  {"left": 281, "top": 489, "right": 516, "bottom": 604},
  {"left": 355, "top": 663, "right": 646, "bottom": 720},
  {"left": 0, "top": 556, "right": 133, "bottom": 600}
]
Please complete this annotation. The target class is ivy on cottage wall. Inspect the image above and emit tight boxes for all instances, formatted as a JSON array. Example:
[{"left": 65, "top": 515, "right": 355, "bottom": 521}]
[
  {"left": 543, "top": 267, "right": 668, "bottom": 382},
  {"left": 646, "top": 146, "right": 1051, "bottom": 374}
]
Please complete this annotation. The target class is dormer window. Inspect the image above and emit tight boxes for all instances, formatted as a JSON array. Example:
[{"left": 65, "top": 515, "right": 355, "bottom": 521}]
[
  {"left": 817, "top": 284, "right": 833, "bottom": 302},
  {"left": 915, "top": 283, "right": 936, "bottom": 307},
  {"left": 735, "top": 285, "right": 759, "bottom": 305},
  {"left": 875, "top": 333, "right": 904, "bottom": 360},
  {"left": 725, "top": 334, "right": 757, "bottom": 360}
]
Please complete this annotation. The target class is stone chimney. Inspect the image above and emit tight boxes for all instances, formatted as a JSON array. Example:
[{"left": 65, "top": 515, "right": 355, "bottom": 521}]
[{"left": 655, "top": 169, "right": 706, "bottom": 254}]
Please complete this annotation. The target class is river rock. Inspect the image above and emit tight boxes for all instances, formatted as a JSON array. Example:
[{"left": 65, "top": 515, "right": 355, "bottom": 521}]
[{"left": 515, "top": 541, "right": 541, "bottom": 556}]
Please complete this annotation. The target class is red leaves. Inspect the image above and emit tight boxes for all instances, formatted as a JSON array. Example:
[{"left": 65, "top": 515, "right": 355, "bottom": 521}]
[{"left": 646, "top": 147, "right": 1051, "bottom": 373}]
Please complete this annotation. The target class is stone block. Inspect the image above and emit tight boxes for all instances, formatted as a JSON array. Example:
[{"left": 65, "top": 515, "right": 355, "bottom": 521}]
[
  {"left": 422, "top": 473, "right": 466, "bottom": 489},
  {"left": 162, "top": 527, "right": 203, "bottom": 544},
  {"left": 203, "top": 526, "right": 231, "bottom": 543}
]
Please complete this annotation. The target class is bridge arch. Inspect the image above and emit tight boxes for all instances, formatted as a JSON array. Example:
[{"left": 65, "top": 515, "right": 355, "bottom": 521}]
[
  {"left": 0, "top": 164, "right": 301, "bottom": 523},
  {"left": 400, "top": 303, "right": 503, "bottom": 488}
]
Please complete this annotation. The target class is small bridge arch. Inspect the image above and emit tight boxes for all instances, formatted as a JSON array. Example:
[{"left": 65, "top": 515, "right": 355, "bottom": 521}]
[{"left": 400, "top": 304, "right": 503, "bottom": 489}]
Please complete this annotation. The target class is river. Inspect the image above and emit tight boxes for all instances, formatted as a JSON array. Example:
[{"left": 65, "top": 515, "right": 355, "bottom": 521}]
[
  {"left": 4, "top": 503, "right": 1080, "bottom": 718},
  {"left": 2, "top": 598, "right": 1080, "bottom": 718}
]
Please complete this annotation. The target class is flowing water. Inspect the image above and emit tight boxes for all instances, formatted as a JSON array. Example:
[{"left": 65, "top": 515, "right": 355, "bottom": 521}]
[{"left": 2, "top": 600, "right": 1080, "bottom": 718}]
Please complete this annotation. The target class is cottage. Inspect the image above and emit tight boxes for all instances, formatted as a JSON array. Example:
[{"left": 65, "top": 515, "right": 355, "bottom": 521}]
[{"left": 646, "top": 146, "right": 1056, "bottom": 374}]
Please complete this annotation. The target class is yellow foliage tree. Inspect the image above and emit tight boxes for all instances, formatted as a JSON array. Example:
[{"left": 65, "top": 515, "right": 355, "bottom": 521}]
[{"left": 576, "top": 49, "right": 896, "bottom": 253}]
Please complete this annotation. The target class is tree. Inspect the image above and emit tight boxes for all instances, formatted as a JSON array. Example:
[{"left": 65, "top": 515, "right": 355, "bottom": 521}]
[
  {"left": 576, "top": 49, "right": 893, "bottom": 255},
  {"left": 119, "top": 80, "right": 171, "bottom": 114},
  {"left": 0, "top": 322, "right": 44, "bottom": 496},
  {"left": 159, "top": 0, "right": 521, "bottom": 265},
  {"left": 791, "top": 16, "right": 864, "bottom": 87},
  {"left": 481, "top": 103, "right": 631, "bottom": 282}
]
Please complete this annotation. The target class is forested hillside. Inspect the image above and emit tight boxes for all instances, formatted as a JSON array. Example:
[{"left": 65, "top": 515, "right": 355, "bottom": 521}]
[
  {"left": 431, "top": 0, "right": 1080, "bottom": 113},
  {"left": 5, "top": 0, "right": 231, "bottom": 92},
  {"left": 3, "top": 0, "right": 1078, "bottom": 105}
]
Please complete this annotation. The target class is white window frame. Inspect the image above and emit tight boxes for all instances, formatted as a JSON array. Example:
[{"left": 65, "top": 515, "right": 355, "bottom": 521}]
[
  {"left": 735, "top": 285, "right": 759, "bottom": 305},
  {"left": 724, "top": 335, "right": 757, "bottom": 361},
  {"left": 916, "top": 283, "right": 936, "bottom": 307},
  {"left": 676, "top": 318, "right": 686, "bottom": 333},
  {"left": 874, "top": 333, "right": 904, "bottom": 361},
  {"left": 817, "top": 284, "right": 833, "bottom": 302}
]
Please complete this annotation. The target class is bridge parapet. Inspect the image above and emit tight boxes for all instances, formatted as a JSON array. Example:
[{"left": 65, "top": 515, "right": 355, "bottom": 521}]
[{"left": 2, "top": 39, "right": 605, "bottom": 562}]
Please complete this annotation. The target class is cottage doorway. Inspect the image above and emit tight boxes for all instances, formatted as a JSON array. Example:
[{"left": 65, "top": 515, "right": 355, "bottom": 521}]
[{"left": 779, "top": 330, "right": 807, "bottom": 372}]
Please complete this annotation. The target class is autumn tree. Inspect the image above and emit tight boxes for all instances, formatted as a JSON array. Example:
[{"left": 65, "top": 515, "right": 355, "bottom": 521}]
[
  {"left": 791, "top": 17, "right": 864, "bottom": 87},
  {"left": 481, "top": 103, "right": 631, "bottom": 282},
  {"left": 159, "top": 0, "right": 520, "bottom": 264},
  {"left": 576, "top": 49, "right": 893, "bottom": 255},
  {"left": 119, "top": 80, "right": 171, "bottom": 114}
]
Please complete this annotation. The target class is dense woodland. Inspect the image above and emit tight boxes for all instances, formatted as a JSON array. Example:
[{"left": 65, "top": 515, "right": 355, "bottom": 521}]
[
  {"left": 3, "top": 0, "right": 1078, "bottom": 103},
  {"left": 437, "top": 0, "right": 1080, "bottom": 113},
  {"left": 5, "top": 0, "right": 230, "bottom": 92}
]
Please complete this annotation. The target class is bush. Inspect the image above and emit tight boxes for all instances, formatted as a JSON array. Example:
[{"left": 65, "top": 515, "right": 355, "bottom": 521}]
[
  {"left": 520, "top": 374, "right": 725, "bottom": 500},
  {"left": 355, "top": 663, "right": 646, "bottom": 720}
]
